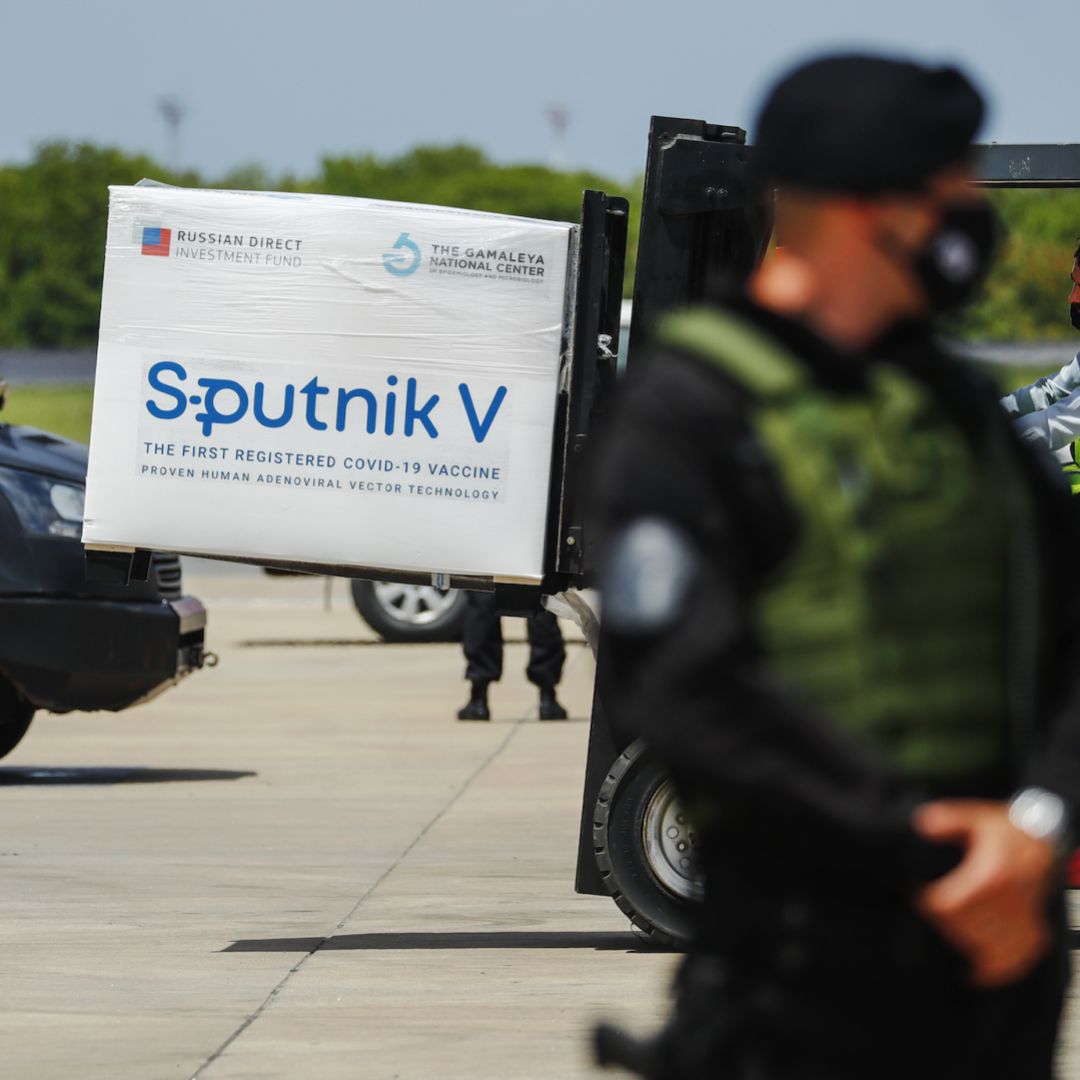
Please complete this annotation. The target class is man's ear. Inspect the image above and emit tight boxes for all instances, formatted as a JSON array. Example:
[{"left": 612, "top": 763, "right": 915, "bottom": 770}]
[{"left": 750, "top": 249, "right": 815, "bottom": 313}]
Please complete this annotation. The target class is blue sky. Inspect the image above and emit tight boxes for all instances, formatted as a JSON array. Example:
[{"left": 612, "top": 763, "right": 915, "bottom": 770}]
[{"left": 1, "top": 0, "right": 1075, "bottom": 182}]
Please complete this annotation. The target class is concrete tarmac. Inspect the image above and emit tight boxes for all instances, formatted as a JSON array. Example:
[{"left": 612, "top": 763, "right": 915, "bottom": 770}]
[{"left": 0, "top": 565, "right": 1076, "bottom": 1078}]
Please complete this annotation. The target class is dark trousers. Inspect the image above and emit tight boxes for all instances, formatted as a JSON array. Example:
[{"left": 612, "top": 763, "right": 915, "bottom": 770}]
[
  {"left": 659, "top": 900, "right": 1070, "bottom": 1080},
  {"left": 462, "top": 591, "right": 565, "bottom": 689}
]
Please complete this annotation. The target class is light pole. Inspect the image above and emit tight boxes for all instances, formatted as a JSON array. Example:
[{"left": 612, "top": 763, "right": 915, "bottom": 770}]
[
  {"left": 156, "top": 97, "right": 185, "bottom": 172},
  {"left": 546, "top": 104, "right": 569, "bottom": 171}
]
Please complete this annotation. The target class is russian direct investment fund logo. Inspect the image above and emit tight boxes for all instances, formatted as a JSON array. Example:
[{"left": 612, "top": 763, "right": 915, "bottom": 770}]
[
  {"left": 141, "top": 226, "right": 172, "bottom": 257},
  {"left": 382, "top": 232, "right": 421, "bottom": 277}
]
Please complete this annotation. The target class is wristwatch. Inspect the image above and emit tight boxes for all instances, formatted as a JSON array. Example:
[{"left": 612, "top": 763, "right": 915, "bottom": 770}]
[{"left": 1007, "top": 787, "right": 1072, "bottom": 857}]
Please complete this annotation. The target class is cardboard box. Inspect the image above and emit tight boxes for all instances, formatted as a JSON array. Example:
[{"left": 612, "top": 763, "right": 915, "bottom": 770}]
[{"left": 84, "top": 184, "right": 577, "bottom": 583}]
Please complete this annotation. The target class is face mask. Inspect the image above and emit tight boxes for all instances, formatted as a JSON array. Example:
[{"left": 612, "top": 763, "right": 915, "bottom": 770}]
[
  {"left": 909, "top": 201, "right": 1000, "bottom": 314},
  {"left": 877, "top": 200, "right": 1000, "bottom": 317}
]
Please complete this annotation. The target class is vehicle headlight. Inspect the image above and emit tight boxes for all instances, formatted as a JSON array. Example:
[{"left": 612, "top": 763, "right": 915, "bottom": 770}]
[
  {"left": 49, "top": 483, "right": 85, "bottom": 525},
  {"left": 0, "top": 467, "right": 85, "bottom": 539}
]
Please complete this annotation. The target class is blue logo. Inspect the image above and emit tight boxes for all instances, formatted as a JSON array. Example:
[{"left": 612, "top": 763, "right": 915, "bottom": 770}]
[{"left": 382, "top": 232, "right": 422, "bottom": 276}]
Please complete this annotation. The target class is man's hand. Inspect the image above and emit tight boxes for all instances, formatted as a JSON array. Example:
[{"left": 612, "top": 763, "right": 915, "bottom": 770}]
[{"left": 912, "top": 799, "right": 1057, "bottom": 988}]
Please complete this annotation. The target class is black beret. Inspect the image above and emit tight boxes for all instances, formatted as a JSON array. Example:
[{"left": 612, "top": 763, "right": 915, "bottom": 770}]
[{"left": 753, "top": 54, "right": 985, "bottom": 194}]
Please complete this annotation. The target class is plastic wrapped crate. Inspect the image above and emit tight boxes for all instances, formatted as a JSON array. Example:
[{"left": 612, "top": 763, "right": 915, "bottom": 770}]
[{"left": 84, "top": 184, "right": 576, "bottom": 583}]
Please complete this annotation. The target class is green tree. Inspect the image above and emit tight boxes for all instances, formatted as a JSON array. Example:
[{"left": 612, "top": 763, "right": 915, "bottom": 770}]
[
  {"left": 0, "top": 143, "right": 195, "bottom": 346},
  {"left": 8, "top": 142, "right": 1080, "bottom": 347},
  {"left": 951, "top": 189, "right": 1080, "bottom": 342},
  {"left": 316, "top": 144, "right": 629, "bottom": 225}
]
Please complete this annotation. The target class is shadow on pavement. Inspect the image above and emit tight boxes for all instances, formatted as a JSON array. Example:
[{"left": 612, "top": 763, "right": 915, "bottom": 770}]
[
  {"left": 0, "top": 766, "right": 257, "bottom": 786},
  {"left": 226, "top": 928, "right": 1080, "bottom": 955},
  {"left": 225, "top": 930, "right": 658, "bottom": 953},
  {"left": 238, "top": 638, "right": 589, "bottom": 649},
  {"left": 239, "top": 638, "right": 392, "bottom": 648}
]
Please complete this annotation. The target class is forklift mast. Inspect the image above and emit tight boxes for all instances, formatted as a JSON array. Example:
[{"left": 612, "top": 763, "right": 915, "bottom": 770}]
[
  {"left": 575, "top": 117, "right": 772, "bottom": 896},
  {"left": 627, "top": 116, "right": 771, "bottom": 369}
]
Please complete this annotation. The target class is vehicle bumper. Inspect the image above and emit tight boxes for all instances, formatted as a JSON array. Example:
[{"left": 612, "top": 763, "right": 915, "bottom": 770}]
[{"left": 0, "top": 594, "right": 207, "bottom": 713}]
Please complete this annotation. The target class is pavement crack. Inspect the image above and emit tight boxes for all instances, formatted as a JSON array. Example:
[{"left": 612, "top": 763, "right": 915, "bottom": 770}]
[{"left": 189, "top": 719, "right": 525, "bottom": 1078}]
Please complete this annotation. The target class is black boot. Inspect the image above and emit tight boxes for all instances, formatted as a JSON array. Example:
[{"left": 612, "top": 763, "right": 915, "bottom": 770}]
[
  {"left": 538, "top": 686, "right": 568, "bottom": 721},
  {"left": 457, "top": 682, "right": 490, "bottom": 721}
]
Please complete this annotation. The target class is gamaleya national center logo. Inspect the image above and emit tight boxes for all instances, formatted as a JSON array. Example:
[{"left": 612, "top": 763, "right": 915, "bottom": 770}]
[
  {"left": 382, "top": 232, "right": 421, "bottom": 277},
  {"left": 141, "top": 226, "right": 172, "bottom": 257}
]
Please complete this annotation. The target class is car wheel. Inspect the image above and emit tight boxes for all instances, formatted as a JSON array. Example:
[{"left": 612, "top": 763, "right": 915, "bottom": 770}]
[
  {"left": 0, "top": 679, "right": 35, "bottom": 760},
  {"left": 350, "top": 579, "right": 469, "bottom": 643},
  {"left": 594, "top": 739, "right": 702, "bottom": 948}
]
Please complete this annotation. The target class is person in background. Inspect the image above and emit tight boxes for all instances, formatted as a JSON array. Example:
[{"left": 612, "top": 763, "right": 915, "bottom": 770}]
[
  {"left": 1001, "top": 242, "right": 1080, "bottom": 489},
  {"left": 456, "top": 592, "right": 567, "bottom": 721}
]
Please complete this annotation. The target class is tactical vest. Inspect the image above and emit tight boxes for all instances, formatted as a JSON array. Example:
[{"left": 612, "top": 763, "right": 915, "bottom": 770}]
[
  {"left": 1064, "top": 454, "right": 1080, "bottom": 495},
  {"left": 1065, "top": 438, "right": 1080, "bottom": 495},
  {"left": 657, "top": 307, "right": 1027, "bottom": 783}
]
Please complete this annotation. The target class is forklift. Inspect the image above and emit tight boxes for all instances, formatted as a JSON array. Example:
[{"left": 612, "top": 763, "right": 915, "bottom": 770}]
[{"left": 567, "top": 118, "right": 1080, "bottom": 946}]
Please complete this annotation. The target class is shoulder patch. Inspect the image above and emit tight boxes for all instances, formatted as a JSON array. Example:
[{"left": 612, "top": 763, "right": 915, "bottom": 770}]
[{"left": 603, "top": 518, "right": 699, "bottom": 635}]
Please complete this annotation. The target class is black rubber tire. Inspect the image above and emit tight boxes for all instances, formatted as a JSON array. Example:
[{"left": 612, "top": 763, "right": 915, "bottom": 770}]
[
  {"left": 350, "top": 579, "right": 469, "bottom": 643},
  {"left": 0, "top": 679, "right": 35, "bottom": 760},
  {"left": 594, "top": 740, "right": 699, "bottom": 948}
]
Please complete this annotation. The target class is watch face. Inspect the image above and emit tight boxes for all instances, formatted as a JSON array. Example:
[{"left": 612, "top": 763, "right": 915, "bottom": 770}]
[{"left": 1009, "top": 788, "right": 1068, "bottom": 842}]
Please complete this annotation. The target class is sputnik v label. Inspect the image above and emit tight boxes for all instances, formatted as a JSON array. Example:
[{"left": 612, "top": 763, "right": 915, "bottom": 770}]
[
  {"left": 144, "top": 360, "right": 507, "bottom": 441},
  {"left": 136, "top": 357, "right": 514, "bottom": 504}
]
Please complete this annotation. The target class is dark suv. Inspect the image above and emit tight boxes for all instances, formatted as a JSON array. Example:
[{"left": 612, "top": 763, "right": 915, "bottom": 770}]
[{"left": 0, "top": 419, "right": 207, "bottom": 759}]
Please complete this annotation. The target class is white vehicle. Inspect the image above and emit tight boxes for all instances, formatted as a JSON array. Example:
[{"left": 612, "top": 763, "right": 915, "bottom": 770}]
[{"left": 348, "top": 579, "right": 469, "bottom": 642}]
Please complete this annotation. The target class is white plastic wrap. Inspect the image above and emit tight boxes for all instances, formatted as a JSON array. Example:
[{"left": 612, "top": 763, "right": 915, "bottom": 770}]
[{"left": 84, "top": 185, "right": 577, "bottom": 582}]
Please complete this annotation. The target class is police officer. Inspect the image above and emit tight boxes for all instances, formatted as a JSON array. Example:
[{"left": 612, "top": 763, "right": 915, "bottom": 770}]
[
  {"left": 456, "top": 591, "right": 567, "bottom": 721},
  {"left": 594, "top": 55, "right": 1080, "bottom": 1080}
]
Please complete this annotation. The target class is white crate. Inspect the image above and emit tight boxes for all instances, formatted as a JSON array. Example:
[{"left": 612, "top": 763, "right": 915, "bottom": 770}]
[{"left": 84, "top": 184, "right": 576, "bottom": 583}]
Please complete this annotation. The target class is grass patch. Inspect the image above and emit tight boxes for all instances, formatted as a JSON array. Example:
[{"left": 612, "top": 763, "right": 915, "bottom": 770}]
[{"left": 1, "top": 385, "right": 93, "bottom": 444}]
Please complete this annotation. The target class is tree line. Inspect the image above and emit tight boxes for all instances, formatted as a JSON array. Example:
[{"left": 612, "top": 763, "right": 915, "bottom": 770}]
[
  {"left": 954, "top": 189, "right": 1080, "bottom": 342},
  {"left": 0, "top": 142, "right": 638, "bottom": 348},
  {"left": 0, "top": 141, "right": 1076, "bottom": 347}
]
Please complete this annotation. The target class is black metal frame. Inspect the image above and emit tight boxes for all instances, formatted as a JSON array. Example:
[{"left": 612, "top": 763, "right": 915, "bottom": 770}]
[
  {"left": 627, "top": 117, "right": 769, "bottom": 370},
  {"left": 573, "top": 124, "right": 1080, "bottom": 896},
  {"left": 543, "top": 190, "right": 629, "bottom": 595},
  {"left": 974, "top": 145, "right": 1080, "bottom": 186}
]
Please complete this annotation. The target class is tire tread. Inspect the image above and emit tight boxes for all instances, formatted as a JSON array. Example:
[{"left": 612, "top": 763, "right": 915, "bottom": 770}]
[{"left": 592, "top": 741, "right": 689, "bottom": 949}]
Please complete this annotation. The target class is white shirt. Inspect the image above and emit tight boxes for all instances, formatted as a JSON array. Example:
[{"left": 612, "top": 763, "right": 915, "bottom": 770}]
[{"left": 1001, "top": 351, "right": 1080, "bottom": 464}]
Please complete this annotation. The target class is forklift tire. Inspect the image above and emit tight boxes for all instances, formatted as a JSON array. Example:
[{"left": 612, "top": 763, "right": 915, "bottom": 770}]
[
  {"left": 594, "top": 739, "right": 702, "bottom": 949},
  {"left": 0, "top": 679, "right": 35, "bottom": 760}
]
